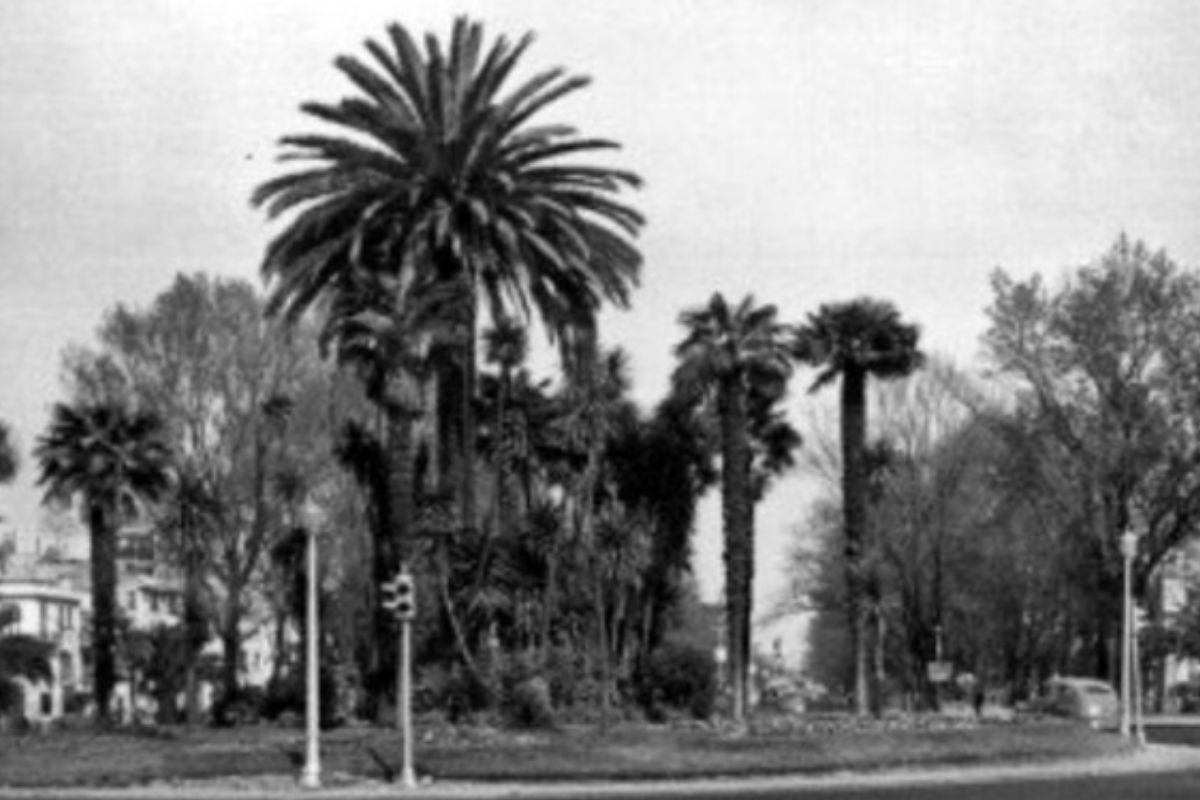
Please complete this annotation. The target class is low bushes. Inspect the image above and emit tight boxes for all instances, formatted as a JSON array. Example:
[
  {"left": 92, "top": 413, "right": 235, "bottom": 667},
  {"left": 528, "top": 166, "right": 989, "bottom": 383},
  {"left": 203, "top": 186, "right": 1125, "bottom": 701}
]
[{"left": 634, "top": 641, "right": 717, "bottom": 721}]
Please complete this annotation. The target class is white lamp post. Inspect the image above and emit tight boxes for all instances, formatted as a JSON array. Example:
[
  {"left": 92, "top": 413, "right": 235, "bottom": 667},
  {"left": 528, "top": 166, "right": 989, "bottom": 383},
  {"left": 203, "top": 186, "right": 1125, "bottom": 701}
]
[
  {"left": 299, "top": 500, "right": 322, "bottom": 789},
  {"left": 1119, "top": 529, "right": 1137, "bottom": 739}
]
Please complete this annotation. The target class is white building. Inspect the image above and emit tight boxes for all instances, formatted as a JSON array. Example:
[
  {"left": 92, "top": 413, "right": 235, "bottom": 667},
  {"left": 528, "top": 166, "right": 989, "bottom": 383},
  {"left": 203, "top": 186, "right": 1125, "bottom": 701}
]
[
  {"left": 0, "top": 579, "right": 83, "bottom": 723},
  {"left": 1, "top": 522, "right": 286, "bottom": 723}
]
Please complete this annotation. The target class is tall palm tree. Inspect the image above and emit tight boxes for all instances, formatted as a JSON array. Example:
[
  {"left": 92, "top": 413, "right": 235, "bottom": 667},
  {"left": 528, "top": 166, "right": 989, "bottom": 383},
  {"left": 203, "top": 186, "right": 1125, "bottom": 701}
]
[
  {"left": 792, "top": 297, "right": 923, "bottom": 716},
  {"left": 35, "top": 403, "right": 172, "bottom": 722},
  {"left": 253, "top": 15, "right": 644, "bottom": 545},
  {"left": 671, "top": 293, "right": 793, "bottom": 722}
]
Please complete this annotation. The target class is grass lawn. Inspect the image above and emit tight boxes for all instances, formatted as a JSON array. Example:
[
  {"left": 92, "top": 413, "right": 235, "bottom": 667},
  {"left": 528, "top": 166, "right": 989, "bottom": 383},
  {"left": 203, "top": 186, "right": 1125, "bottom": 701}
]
[{"left": 0, "top": 716, "right": 1134, "bottom": 788}]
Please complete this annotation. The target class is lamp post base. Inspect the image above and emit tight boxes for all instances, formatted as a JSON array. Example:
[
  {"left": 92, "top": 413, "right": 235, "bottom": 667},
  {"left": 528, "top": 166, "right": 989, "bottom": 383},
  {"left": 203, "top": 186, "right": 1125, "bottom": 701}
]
[{"left": 299, "top": 763, "right": 321, "bottom": 789}]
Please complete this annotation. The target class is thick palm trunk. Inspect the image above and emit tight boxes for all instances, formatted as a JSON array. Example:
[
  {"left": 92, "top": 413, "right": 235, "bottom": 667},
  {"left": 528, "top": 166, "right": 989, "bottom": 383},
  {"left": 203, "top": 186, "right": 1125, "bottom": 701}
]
[
  {"left": 719, "top": 379, "right": 753, "bottom": 722},
  {"left": 89, "top": 503, "right": 118, "bottom": 724},
  {"left": 840, "top": 368, "right": 871, "bottom": 716},
  {"left": 461, "top": 295, "right": 478, "bottom": 534},
  {"left": 369, "top": 411, "right": 414, "bottom": 718}
]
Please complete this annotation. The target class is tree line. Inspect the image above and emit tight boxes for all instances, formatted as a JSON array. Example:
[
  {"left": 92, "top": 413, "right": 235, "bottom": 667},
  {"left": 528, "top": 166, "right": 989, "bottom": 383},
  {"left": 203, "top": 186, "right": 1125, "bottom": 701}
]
[{"left": 786, "top": 236, "right": 1200, "bottom": 714}]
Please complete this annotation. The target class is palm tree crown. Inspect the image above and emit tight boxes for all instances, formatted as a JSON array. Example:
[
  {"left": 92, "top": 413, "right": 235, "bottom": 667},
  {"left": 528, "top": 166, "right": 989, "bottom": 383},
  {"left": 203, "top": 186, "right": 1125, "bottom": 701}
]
[
  {"left": 252, "top": 15, "right": 644, "bottom": 347},
  {"left": 792, "top": 298, "right": 923, "bottom": 391},
  {"left": 36, "top": 404, "right": 172, "bottom": 512},
  {"left": 673, "top": 294, "right": 792, "bottom": 402}
]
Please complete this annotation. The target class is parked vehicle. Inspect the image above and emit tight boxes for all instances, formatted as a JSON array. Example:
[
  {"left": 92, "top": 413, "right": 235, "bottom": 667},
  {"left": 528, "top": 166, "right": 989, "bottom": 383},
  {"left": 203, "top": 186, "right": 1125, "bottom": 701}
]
[
  {"left": 1167, "top": 682, "right": 1200, "bottom": 714},
  {"left": 1037, "top": 677, "right": 1120, "bottom": 729}
]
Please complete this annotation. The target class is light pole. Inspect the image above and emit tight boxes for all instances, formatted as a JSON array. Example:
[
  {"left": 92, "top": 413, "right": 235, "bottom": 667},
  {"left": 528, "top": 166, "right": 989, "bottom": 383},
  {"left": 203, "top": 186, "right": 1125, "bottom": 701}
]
[
  {"left": 1119, "top": 529, "right": 1137, "bottom": 739},
  {"left": 299, "top": 500, "right": 322, "bottom": 789}
]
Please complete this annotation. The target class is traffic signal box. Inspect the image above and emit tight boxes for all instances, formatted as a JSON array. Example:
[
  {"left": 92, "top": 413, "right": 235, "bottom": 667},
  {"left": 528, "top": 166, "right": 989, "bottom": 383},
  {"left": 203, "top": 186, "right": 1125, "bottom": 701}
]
[{"left": 382, "top": 572, "right": 416, "bottom": 621}]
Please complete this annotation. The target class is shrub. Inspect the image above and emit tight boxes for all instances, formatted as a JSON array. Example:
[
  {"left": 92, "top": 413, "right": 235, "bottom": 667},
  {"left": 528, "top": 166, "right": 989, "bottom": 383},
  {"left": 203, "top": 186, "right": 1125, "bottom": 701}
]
[
  {"left": 503, "top": 676, "right": 555, "bottom": 729},
  {"left": 635, "top": 641, "right": 717, "bottom": 720},
  {"left": 414, "top": 663, "right": 494, "bottom": 722},
  {"left": 257, "top": 669, "right": 341, "bottom": 728},
  {"left": 497, "top": 651, "right": 556, "bottom": 729}
]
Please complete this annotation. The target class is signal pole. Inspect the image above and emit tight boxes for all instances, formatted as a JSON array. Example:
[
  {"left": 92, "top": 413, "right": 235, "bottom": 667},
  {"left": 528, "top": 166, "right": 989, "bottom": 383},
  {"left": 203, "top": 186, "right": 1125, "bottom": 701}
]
[{"left": 383, "top": 569, "right": 417, "bottom": 788}]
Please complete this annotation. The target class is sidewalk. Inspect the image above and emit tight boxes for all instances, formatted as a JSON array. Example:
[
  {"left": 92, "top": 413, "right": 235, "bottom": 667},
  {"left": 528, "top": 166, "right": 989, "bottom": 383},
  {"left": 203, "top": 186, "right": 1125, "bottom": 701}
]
[
  {"left": 3, "top": 743, "right": 1200, "bottom": 800},
  {"left": 1144, "top": 714, "right": 1200, "bottom": 728}
]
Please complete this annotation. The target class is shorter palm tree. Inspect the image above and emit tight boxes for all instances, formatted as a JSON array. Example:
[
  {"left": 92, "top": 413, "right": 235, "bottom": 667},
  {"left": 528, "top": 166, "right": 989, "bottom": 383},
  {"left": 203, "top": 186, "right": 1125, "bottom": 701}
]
[
  {"left": 792, "top": 297, "right": 922, "bottom": 716},
  {"left": 35, "top": 403, "right": 172, "bottom": 722},
  {"left": 672, "top": 292, "right": 793, "bottom": 722}
]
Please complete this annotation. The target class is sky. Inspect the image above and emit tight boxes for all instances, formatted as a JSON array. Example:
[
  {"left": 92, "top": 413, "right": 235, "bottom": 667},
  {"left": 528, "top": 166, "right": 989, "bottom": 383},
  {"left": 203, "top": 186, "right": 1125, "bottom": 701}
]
[{"left": 5, "top": 0, "right": 1200, "bottom": 612}]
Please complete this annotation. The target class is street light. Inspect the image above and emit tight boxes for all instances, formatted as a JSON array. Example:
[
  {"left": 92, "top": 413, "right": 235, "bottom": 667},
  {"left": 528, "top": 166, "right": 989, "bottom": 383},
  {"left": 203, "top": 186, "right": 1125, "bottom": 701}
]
[
  {"left": 1119, "top": 529, "right": 1137, "bottom": 740},
  {"left": 299, "top": 499, "right": 322, "bottom": 790}
]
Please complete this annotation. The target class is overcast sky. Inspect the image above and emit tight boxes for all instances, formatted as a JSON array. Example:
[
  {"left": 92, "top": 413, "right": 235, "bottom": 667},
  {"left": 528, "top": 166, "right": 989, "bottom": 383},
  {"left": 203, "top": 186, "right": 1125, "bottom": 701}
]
[{"left": 4, "top": 0, "right": 1200, "bottom": 609}]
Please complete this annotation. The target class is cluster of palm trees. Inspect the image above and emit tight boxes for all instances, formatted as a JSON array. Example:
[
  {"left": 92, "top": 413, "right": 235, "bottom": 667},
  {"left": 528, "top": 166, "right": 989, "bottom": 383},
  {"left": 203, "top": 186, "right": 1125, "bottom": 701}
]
[
  {"left": 672, "top": 294, "right": 922, "bottom": 719},
  {"left": 248, "top": 15, "right": 925, "bottom": 722},
  {"left": 8, "top": 16, "right": 926, "bottom": 727}
]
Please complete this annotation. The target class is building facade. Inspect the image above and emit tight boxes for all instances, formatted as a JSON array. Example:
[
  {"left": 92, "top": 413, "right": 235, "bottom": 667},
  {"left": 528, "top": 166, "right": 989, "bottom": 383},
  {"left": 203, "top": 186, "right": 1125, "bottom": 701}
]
[{"left": 0, "top": 579, "right": 83, "bottom": 723}]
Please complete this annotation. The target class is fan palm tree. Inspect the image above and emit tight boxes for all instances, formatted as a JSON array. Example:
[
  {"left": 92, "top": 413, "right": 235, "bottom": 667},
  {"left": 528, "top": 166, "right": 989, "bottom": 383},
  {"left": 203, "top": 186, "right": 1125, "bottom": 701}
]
[
  {"left": 0, "top": 605, "right": 53, "bottom": 717},
  {"left": 34, "top": 403, "right": 172, "bottom": 722},
  {"left": 792, "top": 297, "right": 923, "bottom": 716},
  {"left": 671, "top": 293, "right": 793, "bottom": 722},
  {"left": 253, "top": 15, "right": 644, "bottom": 544}
]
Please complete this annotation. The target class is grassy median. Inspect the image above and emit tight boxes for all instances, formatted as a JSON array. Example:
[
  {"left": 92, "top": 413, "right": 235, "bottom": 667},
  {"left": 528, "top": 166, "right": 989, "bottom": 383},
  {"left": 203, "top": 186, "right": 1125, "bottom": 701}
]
[{"left": 0, "top": 716, "right": 1134, "bottom": 788}]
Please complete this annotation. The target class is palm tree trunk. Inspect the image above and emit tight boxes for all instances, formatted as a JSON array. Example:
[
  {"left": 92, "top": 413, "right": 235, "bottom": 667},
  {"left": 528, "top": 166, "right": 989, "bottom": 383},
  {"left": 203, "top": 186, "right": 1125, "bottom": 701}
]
[
  {"left": 841, "top": 367, "right": 871, "bottom": 716},
  {"left": 719, "top": 377, "right": 753, "bottom": 723},
  {"left": 89, "top": 502, "right": 118, "bottom": 724},
  {"left": 461, "top": 291, "right": 478, "bottom": 535}
]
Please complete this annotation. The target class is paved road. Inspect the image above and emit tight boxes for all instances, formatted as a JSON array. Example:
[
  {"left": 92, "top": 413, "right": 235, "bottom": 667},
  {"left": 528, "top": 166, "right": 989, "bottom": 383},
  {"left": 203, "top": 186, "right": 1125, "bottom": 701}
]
[{"left": 515, "top": 772, "right": 1196, "bottom": 799}]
